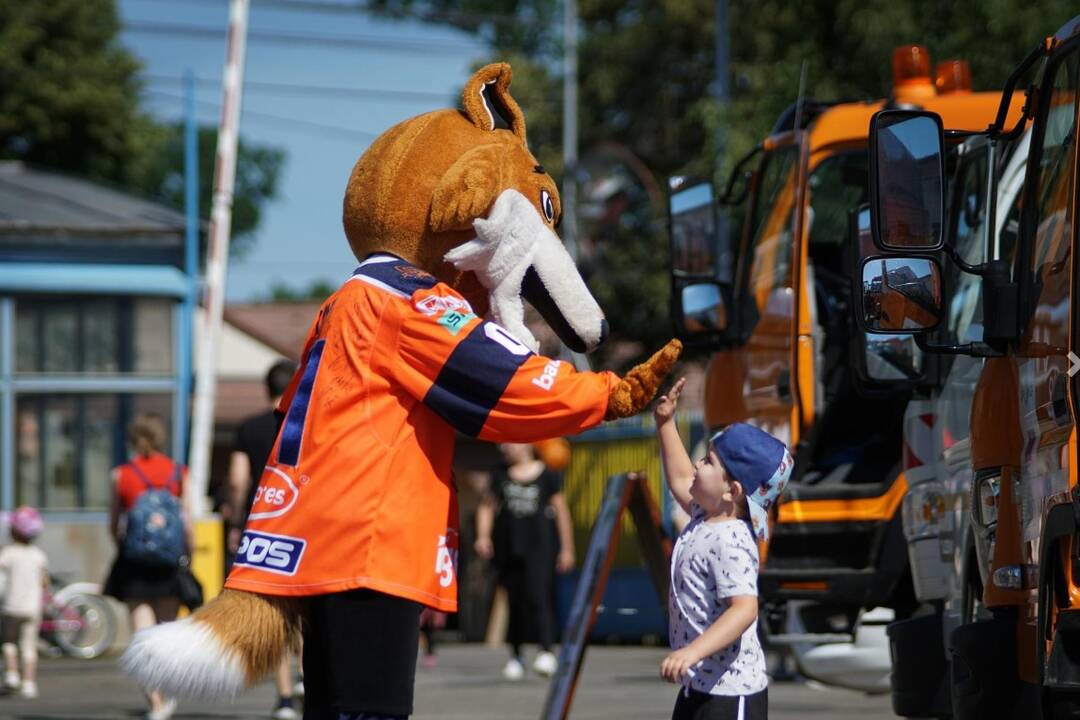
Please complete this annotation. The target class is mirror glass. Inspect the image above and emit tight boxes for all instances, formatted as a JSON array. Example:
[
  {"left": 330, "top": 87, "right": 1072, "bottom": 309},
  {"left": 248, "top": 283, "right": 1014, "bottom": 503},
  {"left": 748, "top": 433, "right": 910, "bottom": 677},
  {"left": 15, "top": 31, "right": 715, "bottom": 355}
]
[
  {"left": 670, "top": 182, "right": 719, "bottom": 276},
  {"left": 864, "top": 334, "right": 923, "bottom": 381},
  {"left": 874, "top": 114, "right": 944, "bottom": 248},
  {"left": 680, "top": 282, "right": 727, "bottom": 333},
  {"left": 861, "top": 257, "right": 943, "bottom": 332}
]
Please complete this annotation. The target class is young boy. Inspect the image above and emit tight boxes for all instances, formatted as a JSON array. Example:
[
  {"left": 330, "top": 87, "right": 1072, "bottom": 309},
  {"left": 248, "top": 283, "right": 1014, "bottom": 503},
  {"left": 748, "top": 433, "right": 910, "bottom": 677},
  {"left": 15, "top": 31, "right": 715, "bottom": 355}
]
[{"left": 655, "top": 378, "right": 792, "bottom": 719}]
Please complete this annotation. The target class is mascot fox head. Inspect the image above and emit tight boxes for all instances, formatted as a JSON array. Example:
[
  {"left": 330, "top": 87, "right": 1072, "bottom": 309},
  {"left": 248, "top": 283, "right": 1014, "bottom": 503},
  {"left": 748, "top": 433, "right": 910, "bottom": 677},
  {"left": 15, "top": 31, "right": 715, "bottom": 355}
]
[{"left": 343, "top": 63, "right": 606, "bottom": 354}]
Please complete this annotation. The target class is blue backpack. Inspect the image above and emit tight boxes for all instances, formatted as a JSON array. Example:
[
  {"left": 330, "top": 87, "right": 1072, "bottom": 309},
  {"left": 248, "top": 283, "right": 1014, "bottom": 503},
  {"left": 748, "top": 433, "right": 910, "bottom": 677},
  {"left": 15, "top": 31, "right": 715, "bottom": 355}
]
[{"left": 123, "top": 463, "right": 186, "bottom": 568}]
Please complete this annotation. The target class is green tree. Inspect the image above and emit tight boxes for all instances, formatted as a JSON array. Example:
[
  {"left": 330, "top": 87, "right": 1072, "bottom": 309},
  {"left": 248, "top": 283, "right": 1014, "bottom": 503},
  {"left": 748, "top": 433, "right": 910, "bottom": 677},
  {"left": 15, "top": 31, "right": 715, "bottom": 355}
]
[
  {"left": 0, "top": 0, "right": 286, "bottom": 257},
  {"left": 0, "top": 0, "right": 150, "bottom": 183},
  {"left": 126, "top": 125, "right": 286, "bottom": 258}
]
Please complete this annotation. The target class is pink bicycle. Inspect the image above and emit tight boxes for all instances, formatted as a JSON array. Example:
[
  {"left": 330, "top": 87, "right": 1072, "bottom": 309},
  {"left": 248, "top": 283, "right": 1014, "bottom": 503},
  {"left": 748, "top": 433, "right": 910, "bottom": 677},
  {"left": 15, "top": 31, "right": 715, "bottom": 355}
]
[{"left": 37, "top": 575, "right": 116, "bottom": 660}]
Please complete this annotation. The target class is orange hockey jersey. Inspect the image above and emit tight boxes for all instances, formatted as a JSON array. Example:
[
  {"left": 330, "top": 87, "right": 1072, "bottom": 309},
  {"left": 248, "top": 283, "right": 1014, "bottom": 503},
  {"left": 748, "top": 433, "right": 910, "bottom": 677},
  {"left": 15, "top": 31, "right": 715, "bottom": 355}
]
[{"left": 225, "top": 254, "right": 619, "bottom": 611}]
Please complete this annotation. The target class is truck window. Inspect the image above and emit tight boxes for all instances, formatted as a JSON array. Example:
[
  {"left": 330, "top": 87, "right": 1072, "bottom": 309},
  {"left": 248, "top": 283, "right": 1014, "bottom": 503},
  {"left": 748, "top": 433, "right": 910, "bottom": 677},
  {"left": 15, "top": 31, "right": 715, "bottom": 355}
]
[
  {"left": 1023, "top": 45, "right": 1077, "bottom": 356},
  {"left": 945, "top": 144, "right": 990, "bottom": 342},
  {"left": 1031, "top": 48, "right": 1078, "bottom": 274},
  {"left": 951, "top": 147, "right": 990, "bottom": 267},
  {"left": 807, "top": 150, "right": 868, "bottom": 303},
  {"left": 743, "top": 146, "right": 798, "bottom": 304}
]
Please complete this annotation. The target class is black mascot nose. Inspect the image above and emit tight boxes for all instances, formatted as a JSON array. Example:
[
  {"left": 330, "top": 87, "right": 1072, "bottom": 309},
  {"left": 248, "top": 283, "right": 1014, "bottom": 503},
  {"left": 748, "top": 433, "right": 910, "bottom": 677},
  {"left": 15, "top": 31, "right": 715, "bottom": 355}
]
[{"left": 599, "top": 319, "right": 609, "bottom": 345}]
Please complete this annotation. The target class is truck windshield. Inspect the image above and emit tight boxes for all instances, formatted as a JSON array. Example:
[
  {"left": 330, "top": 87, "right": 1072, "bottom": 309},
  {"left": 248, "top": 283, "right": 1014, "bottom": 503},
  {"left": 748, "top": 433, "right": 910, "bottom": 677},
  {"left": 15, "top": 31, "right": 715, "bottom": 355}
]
[
  {"left": 808, "top": 150, "right": 868, "bottom": 264},
  {"left": 740, "top": 145, "right": 799, "bottom": 303}
]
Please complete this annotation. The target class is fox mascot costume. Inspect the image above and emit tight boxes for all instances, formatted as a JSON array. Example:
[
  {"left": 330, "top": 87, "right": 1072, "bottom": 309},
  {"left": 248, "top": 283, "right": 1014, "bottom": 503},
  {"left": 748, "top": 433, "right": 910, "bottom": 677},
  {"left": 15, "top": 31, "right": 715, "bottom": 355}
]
[{"left": 122, "top": 63, "right": 680, "bottom": 718}]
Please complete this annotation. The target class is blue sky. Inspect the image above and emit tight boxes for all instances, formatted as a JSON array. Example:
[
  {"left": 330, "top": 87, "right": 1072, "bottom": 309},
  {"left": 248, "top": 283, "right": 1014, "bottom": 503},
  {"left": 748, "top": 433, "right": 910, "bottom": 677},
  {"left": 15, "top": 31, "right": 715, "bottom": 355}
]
[{"left": 119, "top": 0, "right": 490, "bottom": 301}]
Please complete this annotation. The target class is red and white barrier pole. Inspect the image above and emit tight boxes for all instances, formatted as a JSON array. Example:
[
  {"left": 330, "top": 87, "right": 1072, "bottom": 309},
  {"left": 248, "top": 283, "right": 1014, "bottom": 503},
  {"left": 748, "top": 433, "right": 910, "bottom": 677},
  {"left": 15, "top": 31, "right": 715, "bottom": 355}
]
[{"left": 187, "top": 0, "right": 250, "bottom": 518}]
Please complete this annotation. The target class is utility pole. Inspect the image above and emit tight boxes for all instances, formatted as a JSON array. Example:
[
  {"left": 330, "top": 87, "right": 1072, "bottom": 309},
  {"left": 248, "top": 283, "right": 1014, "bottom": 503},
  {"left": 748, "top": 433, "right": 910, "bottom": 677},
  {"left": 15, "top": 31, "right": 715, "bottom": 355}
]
[
  {"left": 187, "top": 0, "right": 250, "bottom": 518},
  {"left": 562, "top": 0, "right": 579, "bottom": 263},
  {"left": 713, "top": 0, "right": 732, "bottom": 283},
  {"left": 561, "top": 0, "right": 590, "bottom": 372},
  {"left": 176, "top": 71, "right": 198, "bottom": 466}
]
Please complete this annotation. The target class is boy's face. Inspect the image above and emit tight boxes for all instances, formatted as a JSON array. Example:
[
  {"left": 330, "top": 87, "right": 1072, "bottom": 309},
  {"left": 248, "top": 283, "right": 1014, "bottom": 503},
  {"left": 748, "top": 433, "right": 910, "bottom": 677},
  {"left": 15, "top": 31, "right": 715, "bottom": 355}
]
[{"left": 690, "top": 449, "right": 741, "bottom": 511}]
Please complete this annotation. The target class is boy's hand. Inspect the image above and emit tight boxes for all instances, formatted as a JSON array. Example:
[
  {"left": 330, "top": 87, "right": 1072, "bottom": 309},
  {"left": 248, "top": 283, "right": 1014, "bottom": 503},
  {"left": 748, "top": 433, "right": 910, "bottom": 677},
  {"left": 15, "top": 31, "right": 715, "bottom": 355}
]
[
  {"left": 660, "top": 646, "right": 702, "bottom": 683},
  {"left": 556, "top": 548, "right": 575, "bottom": 573},
  {"left": 652, "top": 377, "right": 687, "bottom": 426}
]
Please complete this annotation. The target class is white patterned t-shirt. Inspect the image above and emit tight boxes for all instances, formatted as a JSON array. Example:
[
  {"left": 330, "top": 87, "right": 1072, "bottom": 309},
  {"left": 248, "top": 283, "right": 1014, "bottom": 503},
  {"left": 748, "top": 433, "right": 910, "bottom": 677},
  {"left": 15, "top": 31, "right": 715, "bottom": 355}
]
[{"left": 668, "top": 504, "right": 767, "bottom": 696}]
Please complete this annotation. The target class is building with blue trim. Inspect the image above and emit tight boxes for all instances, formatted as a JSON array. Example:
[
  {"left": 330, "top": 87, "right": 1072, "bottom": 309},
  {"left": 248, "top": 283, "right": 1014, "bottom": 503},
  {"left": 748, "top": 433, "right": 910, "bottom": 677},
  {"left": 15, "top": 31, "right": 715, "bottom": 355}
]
[{"left": 0, "top": 160, "right": 193, "bottom": 580}]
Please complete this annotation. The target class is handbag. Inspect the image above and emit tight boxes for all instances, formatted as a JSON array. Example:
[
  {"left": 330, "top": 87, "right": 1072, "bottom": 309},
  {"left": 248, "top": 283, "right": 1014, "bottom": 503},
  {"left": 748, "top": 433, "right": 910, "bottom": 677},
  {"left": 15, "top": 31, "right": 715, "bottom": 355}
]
[{"left": 177, "top": 557, "right": 204, "bottom": 610}]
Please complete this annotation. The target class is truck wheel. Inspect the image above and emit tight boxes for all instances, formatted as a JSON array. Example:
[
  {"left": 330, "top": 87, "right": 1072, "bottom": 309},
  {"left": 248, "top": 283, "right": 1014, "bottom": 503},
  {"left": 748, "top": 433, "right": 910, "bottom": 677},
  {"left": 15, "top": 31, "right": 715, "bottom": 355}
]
[
  {"left": 888, "top": 612, "right": 950, "bottom": 718},
  {"left": 950, "top": 612, "right": 1017, "bottom": 720},
  {"left": 1039, "top": 543, "right": 1080, "bottom": 720}
]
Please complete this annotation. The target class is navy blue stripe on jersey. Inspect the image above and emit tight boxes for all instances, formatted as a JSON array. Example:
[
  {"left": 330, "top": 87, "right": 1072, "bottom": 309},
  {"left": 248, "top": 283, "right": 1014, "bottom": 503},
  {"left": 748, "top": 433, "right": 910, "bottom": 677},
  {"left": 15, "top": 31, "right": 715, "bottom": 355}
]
[
  {"left": 424, "top": 322, "right": 533, "bottom": 437},
  {"left": 352, "top": 257, "right": 438, "bottom": 297},
  {"left": 277, "top": 338, "right": 326, "bottom": 467}
]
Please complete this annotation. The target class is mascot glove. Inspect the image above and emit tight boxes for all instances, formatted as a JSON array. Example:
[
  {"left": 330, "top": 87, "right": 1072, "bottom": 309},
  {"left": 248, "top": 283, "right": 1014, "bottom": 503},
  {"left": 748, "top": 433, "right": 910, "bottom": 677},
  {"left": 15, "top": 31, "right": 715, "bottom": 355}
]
[{"left": 606, "top": 339, "right": 683, "bottom": 420}]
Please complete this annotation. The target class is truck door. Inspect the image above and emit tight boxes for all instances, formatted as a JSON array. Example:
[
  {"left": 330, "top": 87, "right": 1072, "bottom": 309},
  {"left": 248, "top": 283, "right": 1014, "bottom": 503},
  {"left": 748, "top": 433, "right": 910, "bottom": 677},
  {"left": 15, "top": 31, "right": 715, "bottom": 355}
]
[
  {"left": 705, "top": 137, "right": 803, "bottom": 445},
  {"left": 1017, "top": 42, "right": 1078, "bottom": 587}
]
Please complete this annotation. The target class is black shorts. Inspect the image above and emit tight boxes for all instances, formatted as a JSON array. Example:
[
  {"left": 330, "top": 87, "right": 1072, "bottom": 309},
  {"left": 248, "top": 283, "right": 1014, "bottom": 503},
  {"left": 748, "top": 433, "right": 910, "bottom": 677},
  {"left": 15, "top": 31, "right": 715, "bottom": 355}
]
[
  {"left": 671, "top": 686, "right": 768, "bottom": 720},
  {"left": 302, "top": 588, "right": 422, "bottom": 719}
]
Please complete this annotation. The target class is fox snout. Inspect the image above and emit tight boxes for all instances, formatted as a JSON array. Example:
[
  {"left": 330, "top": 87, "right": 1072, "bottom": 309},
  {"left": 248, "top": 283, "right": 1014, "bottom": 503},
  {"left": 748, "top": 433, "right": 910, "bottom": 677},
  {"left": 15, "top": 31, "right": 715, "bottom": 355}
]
[{"left": 444, "top": 189, "right": 608, "bottom": 354}]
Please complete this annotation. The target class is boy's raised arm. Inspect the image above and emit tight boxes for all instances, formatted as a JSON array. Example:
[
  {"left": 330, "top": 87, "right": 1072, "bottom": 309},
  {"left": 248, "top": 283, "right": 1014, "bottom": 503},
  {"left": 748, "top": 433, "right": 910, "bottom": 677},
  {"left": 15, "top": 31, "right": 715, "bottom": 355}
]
[{"left": 654, "top": 378, "right": 694, "bottom": 515}]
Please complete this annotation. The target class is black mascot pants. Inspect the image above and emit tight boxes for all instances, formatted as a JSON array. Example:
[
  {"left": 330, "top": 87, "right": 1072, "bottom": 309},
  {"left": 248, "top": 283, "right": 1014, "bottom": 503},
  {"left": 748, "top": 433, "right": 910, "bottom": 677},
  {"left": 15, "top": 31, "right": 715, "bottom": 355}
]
[{"left": 303, "top": 588, "right": 422, "bottom": 719}]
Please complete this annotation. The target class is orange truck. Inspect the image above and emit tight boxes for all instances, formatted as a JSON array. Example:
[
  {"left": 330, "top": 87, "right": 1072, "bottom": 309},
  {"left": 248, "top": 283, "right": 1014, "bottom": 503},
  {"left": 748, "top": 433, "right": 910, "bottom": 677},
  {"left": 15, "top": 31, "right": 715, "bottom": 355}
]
[
  {"left": 669, "top": 46, "right": 1008, "bottom": 690},
  {"left": 859, "top": 15, "right": 1080, "bottom": 719}
]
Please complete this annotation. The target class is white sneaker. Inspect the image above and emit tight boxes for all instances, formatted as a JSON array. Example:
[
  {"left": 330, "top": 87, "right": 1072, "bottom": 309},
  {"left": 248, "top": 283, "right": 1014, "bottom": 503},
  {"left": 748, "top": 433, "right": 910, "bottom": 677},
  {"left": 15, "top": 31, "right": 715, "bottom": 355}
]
[
  {"left": 271, "top": 701, "right": 299, "bottom": 720},
  {"left": 146, "top": 697, "right": 177, "bottom": 720},
  {"left": 18, "top": 681, "right": 36, "bottom": 699},
  {"left": 533, "top": 651, "right": 558, "bottom": 677},
  {"left": 4, "top": 671, "right": 19, "bottom": 690},
  {"left": 502, "top": 657, "right": 525, "bottom": 681}
]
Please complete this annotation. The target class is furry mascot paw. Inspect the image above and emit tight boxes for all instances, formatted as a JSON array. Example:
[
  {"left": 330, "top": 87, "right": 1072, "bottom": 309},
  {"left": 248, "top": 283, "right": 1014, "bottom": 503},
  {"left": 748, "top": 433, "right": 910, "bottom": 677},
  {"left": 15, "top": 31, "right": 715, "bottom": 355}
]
[
  {"left": 122, "top": 62, "right": 679, "bottom": 704},
  {"left": 606, "top": 339, "right": 684, "bottom": 420}
]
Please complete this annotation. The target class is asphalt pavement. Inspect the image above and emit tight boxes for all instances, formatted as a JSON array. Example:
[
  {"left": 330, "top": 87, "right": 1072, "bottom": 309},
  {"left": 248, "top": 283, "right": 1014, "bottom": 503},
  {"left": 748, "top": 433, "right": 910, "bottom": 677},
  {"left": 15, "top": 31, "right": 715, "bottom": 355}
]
[{"left": 0, "top": 645, "right": 897, "bottom": 719}]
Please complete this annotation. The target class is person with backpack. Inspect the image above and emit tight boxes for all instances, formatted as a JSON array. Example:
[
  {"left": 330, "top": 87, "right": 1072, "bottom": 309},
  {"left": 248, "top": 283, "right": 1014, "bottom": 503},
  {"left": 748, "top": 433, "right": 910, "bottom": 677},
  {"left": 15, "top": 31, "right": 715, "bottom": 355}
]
[{"left": 105, "top": 414, "right": 191, "bottom": 720}]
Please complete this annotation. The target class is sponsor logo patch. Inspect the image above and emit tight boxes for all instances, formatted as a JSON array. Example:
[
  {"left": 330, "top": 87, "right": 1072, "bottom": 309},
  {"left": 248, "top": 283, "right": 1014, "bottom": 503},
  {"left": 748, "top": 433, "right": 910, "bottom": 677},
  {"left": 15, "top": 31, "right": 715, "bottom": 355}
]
[
  {"left": 531, "top": 359, "right": 561, "bottom": 390},
  {"left": 437, "top": 310, "right": 477, "bottom": 335},
  {"left": 234, "top": 530, "right": 306, "bottom": 576},
  {"left": 435, "top": 530, "right": 459, "bottom": 588},
  {"left": 395, "top": 265, "right": 435, "bottom": 281},
  {"left": 248, "top": 466, "right": 300, "bottom": 521},
  {"left": 415, "top": 293, "right": 473, "bottom": 317}
]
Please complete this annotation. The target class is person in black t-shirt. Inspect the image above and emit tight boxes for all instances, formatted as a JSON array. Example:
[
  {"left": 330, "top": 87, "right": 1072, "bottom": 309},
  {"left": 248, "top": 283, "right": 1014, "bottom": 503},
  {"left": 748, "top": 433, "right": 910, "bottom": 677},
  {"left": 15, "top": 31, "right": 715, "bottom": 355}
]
[
  {"left": 475, "top": 442, "right": 575, "bottom": 681},
  {"left": 227, "top": 358, "right": 299, "bottom": 720}
]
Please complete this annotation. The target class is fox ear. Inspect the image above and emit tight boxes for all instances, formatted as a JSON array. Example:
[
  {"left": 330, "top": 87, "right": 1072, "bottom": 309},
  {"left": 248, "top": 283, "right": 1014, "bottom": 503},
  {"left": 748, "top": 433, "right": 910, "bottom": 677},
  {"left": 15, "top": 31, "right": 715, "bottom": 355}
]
[
  {"left": 429, "top": 144, "right": 505, "bottom": 232},
  {"left": 462, "top": 63, "right": 527, "bottom": 145}
]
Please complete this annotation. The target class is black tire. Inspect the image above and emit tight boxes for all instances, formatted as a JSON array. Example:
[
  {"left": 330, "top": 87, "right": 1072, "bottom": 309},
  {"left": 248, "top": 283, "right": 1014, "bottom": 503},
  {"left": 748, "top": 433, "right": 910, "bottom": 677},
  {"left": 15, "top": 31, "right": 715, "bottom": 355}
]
[
  {"left": 1039, "top": 542, "right": 1080, "bottom": 720},
  {"left": 49, "top": 593, "right": 116, "bottom": 660}
]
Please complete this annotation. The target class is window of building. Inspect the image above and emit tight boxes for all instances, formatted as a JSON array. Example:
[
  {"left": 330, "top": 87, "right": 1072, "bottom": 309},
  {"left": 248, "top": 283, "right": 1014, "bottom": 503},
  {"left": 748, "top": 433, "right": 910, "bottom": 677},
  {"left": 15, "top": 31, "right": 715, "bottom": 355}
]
[
  {"left": 14, "top": 296, "right": 173, "bottom": 375},
  {"left": 15, "top": 393, "right": 173, "bottom": 511}
]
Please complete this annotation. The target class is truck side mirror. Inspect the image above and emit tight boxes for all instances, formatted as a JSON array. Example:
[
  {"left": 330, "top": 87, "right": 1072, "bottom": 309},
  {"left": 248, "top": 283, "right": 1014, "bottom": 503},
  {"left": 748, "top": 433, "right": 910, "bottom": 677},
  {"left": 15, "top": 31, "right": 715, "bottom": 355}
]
[
  {"left": 847, "top": 204, "right": 928, "bottom": 386},
  {"left": 859, "top": 256, "right": 944, "bottom": 333},
  {"left": 669, "top": 178, "right": 732, "bottom": 343},
  {"left": 869, "top": 110, "right": 946, "bottom": 251}
]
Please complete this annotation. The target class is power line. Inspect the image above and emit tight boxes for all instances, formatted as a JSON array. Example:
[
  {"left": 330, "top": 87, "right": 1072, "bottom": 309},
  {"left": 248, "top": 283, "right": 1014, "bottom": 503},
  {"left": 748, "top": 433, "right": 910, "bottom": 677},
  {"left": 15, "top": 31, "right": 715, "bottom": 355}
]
[
  {"left": 144, "top": 88, "right": 379, "bottom": 141},
  {"left": 128, "top": 0, "right": 548, "bottom": 30},
  {"left": 144, "top": 73, "right": 454, "bottom": 103},
  {"left": 142, "top": 73, "right": 559, "bottom": 106},
  {"left": 123, "top": 19, "right": 485, "bottom": 55}
]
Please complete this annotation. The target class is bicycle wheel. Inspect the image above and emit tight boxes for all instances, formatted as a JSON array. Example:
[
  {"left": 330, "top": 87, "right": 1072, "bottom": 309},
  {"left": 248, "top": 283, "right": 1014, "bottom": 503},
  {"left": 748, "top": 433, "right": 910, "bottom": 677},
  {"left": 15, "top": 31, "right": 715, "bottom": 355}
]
[{"left": 50, "top": 593, "right": 116, "bottom": 659}]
